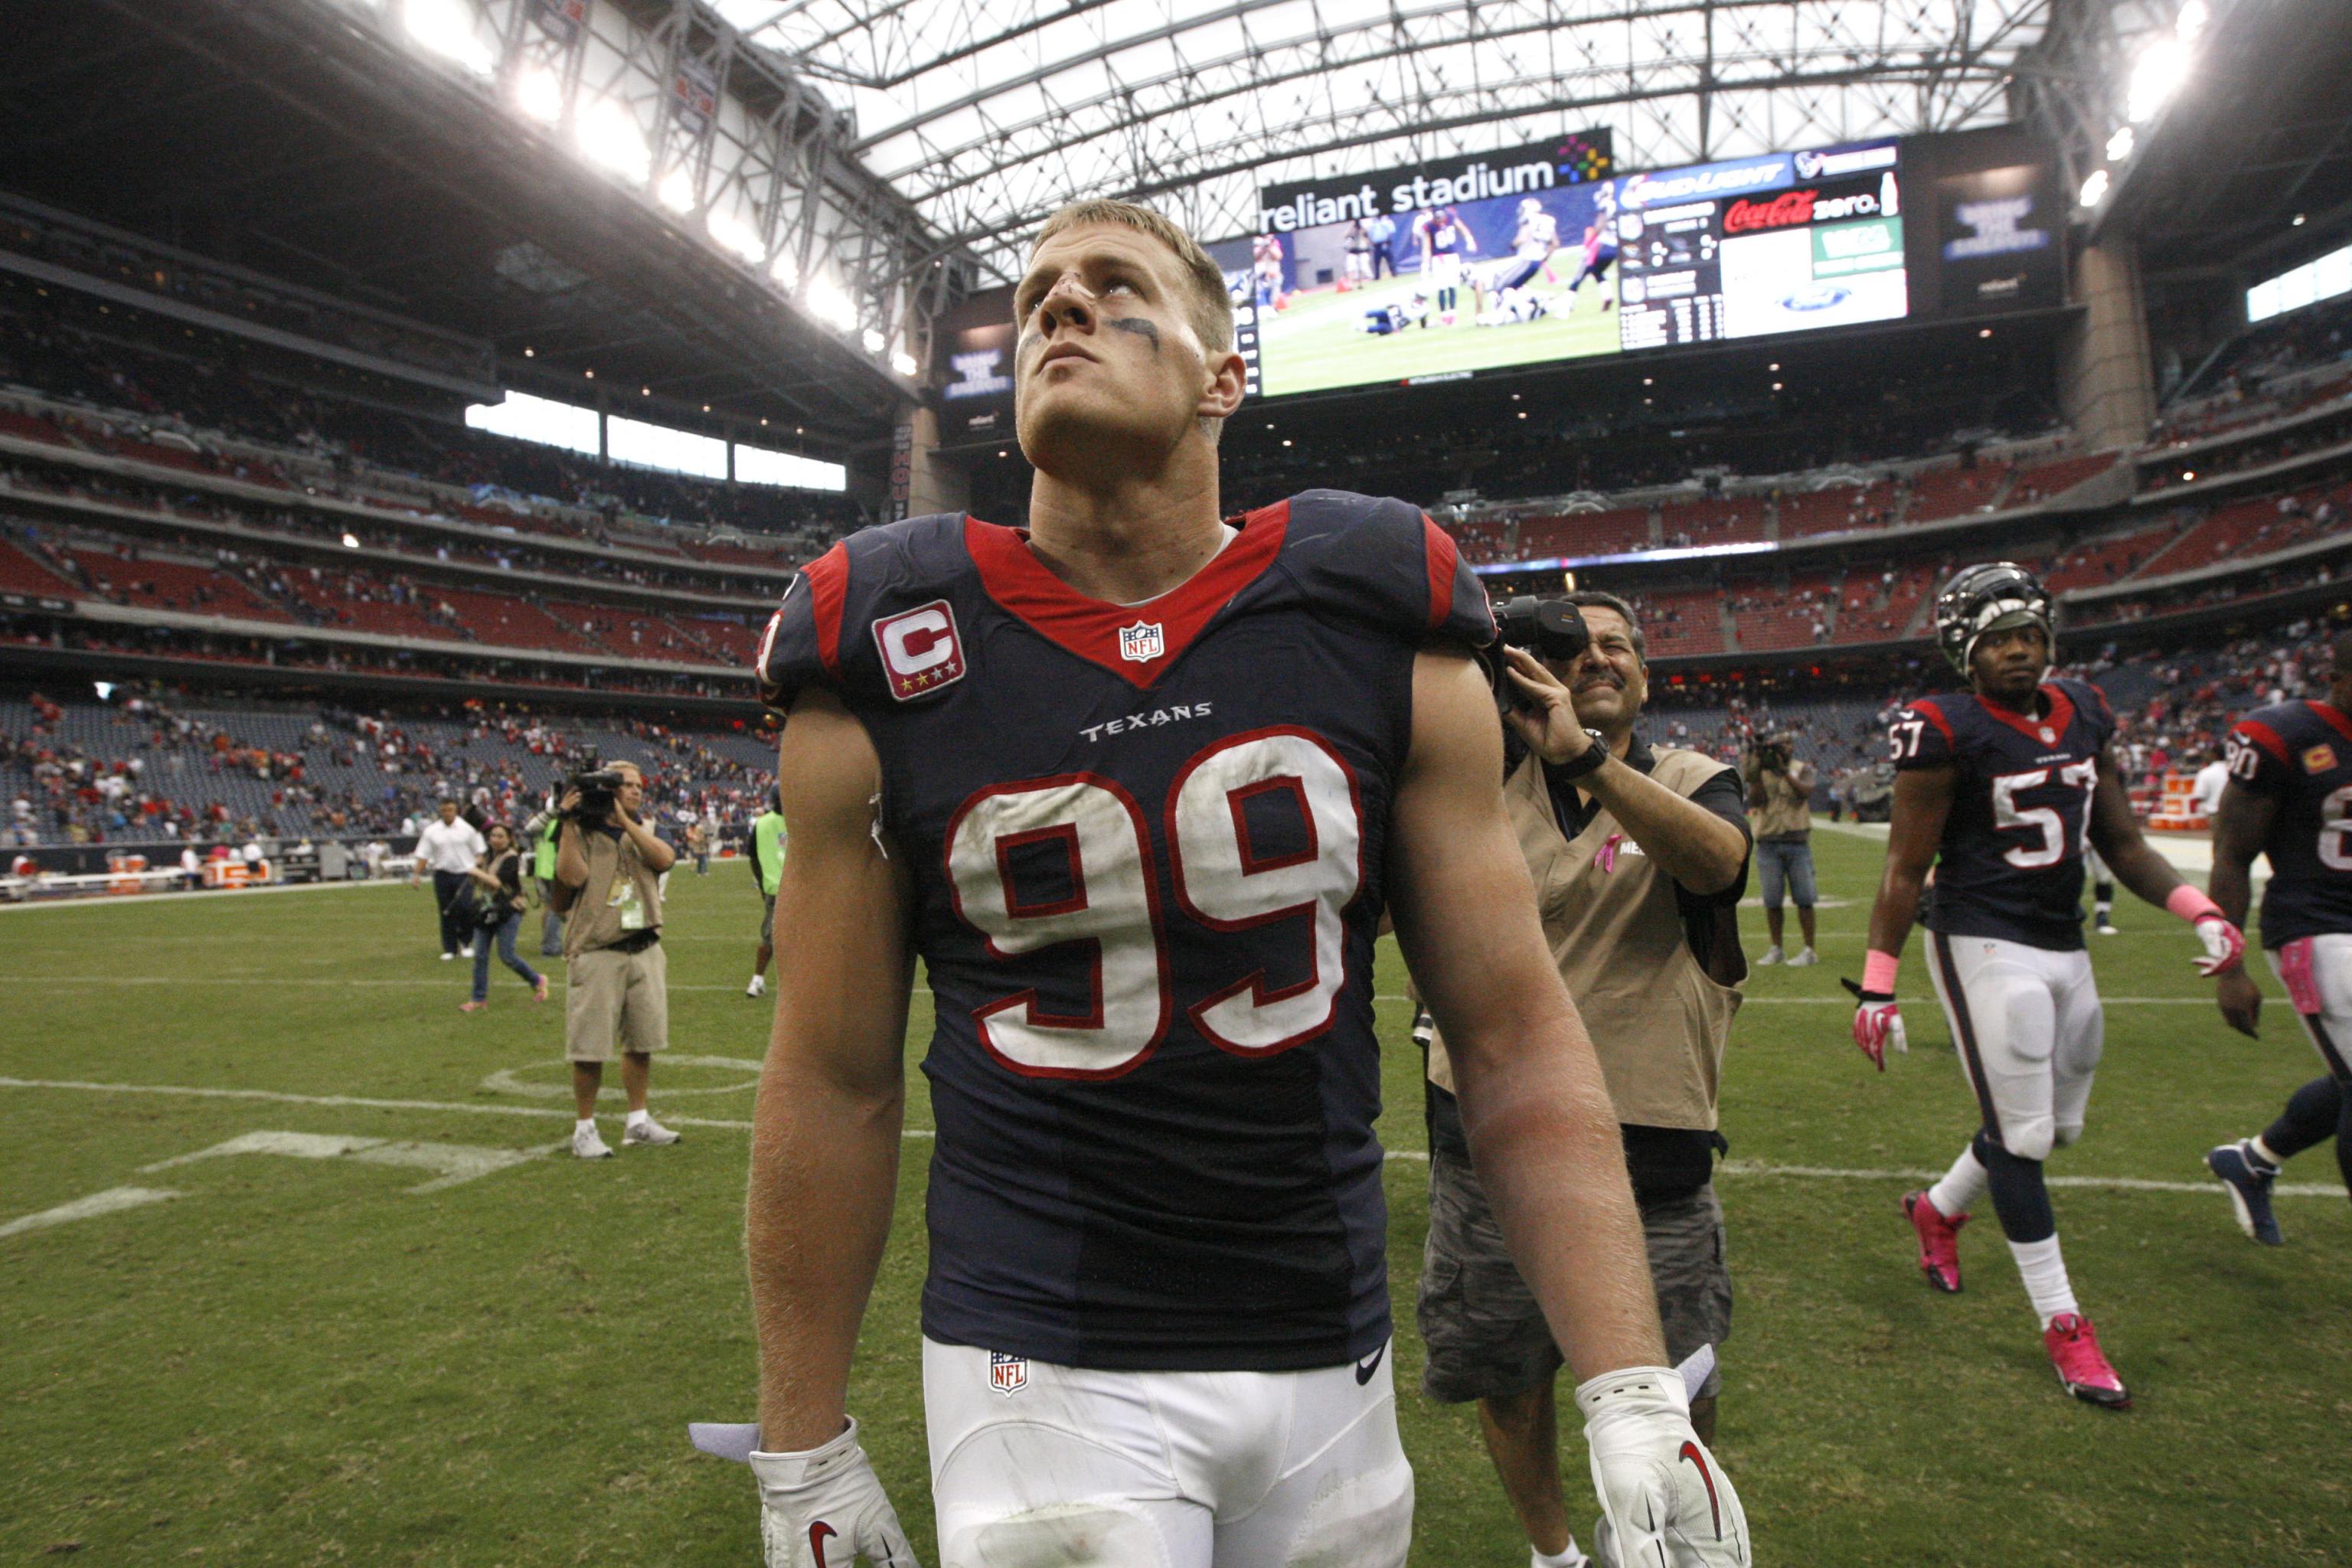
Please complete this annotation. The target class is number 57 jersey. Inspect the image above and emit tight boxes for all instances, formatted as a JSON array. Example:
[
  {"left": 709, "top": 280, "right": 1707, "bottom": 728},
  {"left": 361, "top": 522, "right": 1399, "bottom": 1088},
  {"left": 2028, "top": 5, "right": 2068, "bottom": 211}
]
[
  {"left": 757, "top": 492, "right": 1494, "bottom": 1374},
  {"left": 1890, "top": 678, "right": 2118, "bottom": 951}
]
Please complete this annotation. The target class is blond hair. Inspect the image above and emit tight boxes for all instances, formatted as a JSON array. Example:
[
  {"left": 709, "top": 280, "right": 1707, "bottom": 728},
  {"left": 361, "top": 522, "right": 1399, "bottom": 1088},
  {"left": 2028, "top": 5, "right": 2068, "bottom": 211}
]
[{"left": 1030, "top": 200, "right": 1235, "bottom": 361}]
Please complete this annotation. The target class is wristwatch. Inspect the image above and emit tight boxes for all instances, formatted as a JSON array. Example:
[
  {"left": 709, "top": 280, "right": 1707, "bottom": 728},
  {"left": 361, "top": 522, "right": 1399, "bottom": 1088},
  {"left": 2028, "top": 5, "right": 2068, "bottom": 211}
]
[{"left": 1550, "top": 729, "right": 1611, "bottom": 781}]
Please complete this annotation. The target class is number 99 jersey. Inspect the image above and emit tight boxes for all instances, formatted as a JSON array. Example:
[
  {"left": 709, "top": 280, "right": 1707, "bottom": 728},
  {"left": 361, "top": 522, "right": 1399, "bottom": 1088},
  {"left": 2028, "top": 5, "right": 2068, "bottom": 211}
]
[
  {"left": 1888, "top": 678, "right": 2118, "bottom": 951},
  {"left": 756, "top": 492, "right": 1494, "bottom": 1373},
  {"left": 2224, "top": 700, "right": 2352, "bottom": 947}
]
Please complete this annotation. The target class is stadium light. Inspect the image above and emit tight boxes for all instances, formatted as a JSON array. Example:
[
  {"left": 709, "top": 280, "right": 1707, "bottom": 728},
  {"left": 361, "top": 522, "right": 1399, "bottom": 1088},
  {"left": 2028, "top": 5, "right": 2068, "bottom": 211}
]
[
  {"left": 707, "top": 211, "right": 765, "bottom": 266},
  {"left": 891, "top": 351, "right": 919, "bottom": 377},
  {"left": 578, "top": 98, "right": 651, "bottom": 185},
  {"left": 341, "top": 532, "right": 361, "bottom": 548},
  {"left": 516, "top": 65, "right": 564, "bottom": 125},
  {"left": 403, "top": 0, "right": 495, "bottom": 76},
  {"left": 861, "top": 328, "right": 885, "bottom": 354},
  {"left": 2107, "top": 126, "right": 2136, "bottom": 163},
  {"left": 2079, "top": 168, "right": 2112, "bottom": 207},
  {"left": 2128, "top": 37, "right": 2190, "bottom": 123},
  {"left": 804, "top": 274, "right": 857, "bottom": 332},
  {"left": 769, "top": 251, "right": 801, "bottom": 291},
  {"left": 2177, "top": 0, "right": 2210, "bottom": 44}
]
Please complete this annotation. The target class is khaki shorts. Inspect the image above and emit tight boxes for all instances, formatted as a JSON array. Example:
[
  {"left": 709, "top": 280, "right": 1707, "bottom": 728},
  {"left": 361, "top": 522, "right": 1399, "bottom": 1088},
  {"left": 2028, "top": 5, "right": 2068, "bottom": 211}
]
[
  {"left": 565, "top": 940, "right": 670, "bottom": 1062},
  {"left": 1417, "top": 1144, "right": 1730, "bottom": 1403}
]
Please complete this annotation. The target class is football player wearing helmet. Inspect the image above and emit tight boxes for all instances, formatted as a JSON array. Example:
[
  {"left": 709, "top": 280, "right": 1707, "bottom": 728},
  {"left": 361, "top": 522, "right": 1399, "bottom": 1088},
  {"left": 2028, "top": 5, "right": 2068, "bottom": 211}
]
[
  {"left": 2203, "top": 628, "right": 2352, "bottom": 1243},
  {"left": 1851, "top": 563, "right": 2246, "bottom": 1410}
]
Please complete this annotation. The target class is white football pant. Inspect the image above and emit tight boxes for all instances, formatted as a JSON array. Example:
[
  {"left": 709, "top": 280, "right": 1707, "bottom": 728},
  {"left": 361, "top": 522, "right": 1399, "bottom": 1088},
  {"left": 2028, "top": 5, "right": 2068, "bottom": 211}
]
[
  {"left": 1927, "top": 933, "right": 2104, "bottom": 1160},
  {"left": 923, "top": 1338, "right": 1411, "bottom": 1568},
  {"left": 2272, "top": 932, "right": 2352, "bottom": 1078}
]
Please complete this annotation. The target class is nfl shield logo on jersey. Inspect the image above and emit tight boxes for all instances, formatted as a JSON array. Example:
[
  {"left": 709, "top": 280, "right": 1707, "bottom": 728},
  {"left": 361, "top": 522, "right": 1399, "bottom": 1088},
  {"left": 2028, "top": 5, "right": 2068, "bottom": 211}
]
[
  {"left": 1118, "top": 620, "right": 1165, "bottom": 664},
  {"left": 988, "top": 1351, "right": 1027, "bottom": 1396},
  {"left": 873, "top": 599, "right": 968, "bottom": 701}
]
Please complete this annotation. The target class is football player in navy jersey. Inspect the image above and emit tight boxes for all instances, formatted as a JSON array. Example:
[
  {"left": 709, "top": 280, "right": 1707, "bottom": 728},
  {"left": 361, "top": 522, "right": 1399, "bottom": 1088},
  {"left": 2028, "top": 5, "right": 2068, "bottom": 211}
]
[
  {"left": 2203, "top": 629, "right": 2352, "bottom": 1242},
  {"left": 1850, "top": 564, "right": 2246, "bottom": 1410},
  {"left": 733, "top": 200, "right": 1746, "bottom": 1568}
]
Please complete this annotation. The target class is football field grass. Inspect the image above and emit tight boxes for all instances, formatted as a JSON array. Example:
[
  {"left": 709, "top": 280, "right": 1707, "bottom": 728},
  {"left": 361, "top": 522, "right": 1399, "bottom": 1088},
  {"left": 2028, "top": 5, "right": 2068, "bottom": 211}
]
[
  {"left": 4, "top": 827, "right": 2348, "bottom": 1566},
  {"left": 1256, "top": 273, "right": 1619, "bottom": 397}
]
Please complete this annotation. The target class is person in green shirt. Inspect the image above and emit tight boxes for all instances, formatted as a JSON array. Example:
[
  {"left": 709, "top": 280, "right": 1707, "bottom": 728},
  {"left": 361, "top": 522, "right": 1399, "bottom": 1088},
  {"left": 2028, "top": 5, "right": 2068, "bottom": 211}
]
[
  {"left": 746, "top": 789, "right": 786, "bottom": 998},
  {"left": 522, "top": 806, "right": 565, "bottom": 957}
]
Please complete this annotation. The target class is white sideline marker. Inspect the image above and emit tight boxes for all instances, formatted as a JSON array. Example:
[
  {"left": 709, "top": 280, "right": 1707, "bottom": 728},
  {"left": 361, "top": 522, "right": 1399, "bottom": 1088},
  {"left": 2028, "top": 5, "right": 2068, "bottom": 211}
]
[
  {"left": 0, "top": 1185, "right": 181, "bottom": 1240},
  {"left": 142, "top": 1129, "right": 555, "bottom": 1194}
]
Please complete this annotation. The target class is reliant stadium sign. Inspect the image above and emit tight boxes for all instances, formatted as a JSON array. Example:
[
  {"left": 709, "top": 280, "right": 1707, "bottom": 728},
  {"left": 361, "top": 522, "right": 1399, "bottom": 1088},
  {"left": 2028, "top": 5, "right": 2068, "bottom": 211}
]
[{"left": 1256, "top": 131, "right": 1614, "bottom": 232}]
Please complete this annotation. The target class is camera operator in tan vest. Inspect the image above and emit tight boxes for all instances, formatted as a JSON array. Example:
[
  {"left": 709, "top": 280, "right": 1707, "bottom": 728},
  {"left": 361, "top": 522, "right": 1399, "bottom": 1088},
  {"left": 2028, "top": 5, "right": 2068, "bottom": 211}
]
[
  {"left": 1418, "top": 593, "right": 1751, "bottom": 1568},
  {"left": 551, "top": 760, "right": 683, "bottom": 1160}
]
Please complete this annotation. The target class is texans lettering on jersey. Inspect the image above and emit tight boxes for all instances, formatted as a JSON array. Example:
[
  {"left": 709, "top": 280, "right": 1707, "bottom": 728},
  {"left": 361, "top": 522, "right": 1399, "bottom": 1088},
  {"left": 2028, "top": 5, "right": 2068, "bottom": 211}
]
[
  {"left": 756, "top": 491, "right": 1494, "bottom": 1373},
  {"left": 1890, "top": 678, "right": 2118, "bottom": 951},
  {"left": 2225, "top": 700, "right": 2352, "bottom": 946}
]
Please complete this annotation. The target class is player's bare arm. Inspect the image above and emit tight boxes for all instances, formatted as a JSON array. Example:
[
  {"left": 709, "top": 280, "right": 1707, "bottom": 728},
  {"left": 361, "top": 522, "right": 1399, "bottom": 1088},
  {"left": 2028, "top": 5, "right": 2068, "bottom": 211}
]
[
  {"left": 1501, "top": 644, "right": 1746, "bottom": 895},
  {"left": 2085, "top": 749, "right": 2246, "bottom": 978},
  {"left": 1388, "top": 648, "right": 1664, "bottom": 1378},
  {"left": 747, "top": 688, "right": 918, "bottom": 1452},
  {"left": 1865, "top": 764, "right": 1955, "bottom": 958},
  {"left": 2084, "top": 753, "right": 2186, "bottom": 906},
  {"left": 2206, "top": 779, "right": 2278, "bottom": 1037}
]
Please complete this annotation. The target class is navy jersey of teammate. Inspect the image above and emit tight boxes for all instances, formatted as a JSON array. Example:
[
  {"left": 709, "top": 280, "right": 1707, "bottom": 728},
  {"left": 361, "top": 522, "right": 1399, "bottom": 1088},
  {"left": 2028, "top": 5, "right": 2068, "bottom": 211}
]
[
  {"left": 757, "top": 489, "right": 1491, "bottom": 1373},
  {"left": 1889, "top": 675, "right": 2116, "bottom": 950},
  {"left": 2203, "top": 635, "right": 2352, "bottom": 1242},
  {"left": 2223, "top": 697, "right": 2352, "bottom": 946},
  {"left": 1854, "top": 562, "right": 2244, "bottom": 1413}
]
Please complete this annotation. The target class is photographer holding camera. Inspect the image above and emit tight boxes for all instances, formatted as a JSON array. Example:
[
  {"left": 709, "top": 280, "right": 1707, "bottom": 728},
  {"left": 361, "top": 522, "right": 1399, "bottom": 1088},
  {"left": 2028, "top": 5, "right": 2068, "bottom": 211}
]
[
  {"left": 1741, "top": 730, "right": 1820, "bottom": 966},
  {"left": 550, "top": 759, "right": 681, "bottom": 1160},
  {"left": 1420, "top": 593, "right": 1752, "bottom": 1568}
]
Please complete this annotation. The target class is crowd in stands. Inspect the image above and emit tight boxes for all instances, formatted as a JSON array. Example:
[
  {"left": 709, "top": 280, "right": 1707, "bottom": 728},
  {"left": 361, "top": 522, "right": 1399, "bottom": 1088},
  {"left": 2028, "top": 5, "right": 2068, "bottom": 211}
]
[{"left": 3, "top": 684, "right": 782, "bottom": 848}]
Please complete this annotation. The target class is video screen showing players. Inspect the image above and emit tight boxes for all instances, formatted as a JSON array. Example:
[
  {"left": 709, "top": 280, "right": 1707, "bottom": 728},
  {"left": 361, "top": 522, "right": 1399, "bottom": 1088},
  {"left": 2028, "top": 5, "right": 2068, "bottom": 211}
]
[
  {"left": 1614, "top": 141, "right": 1909, "bottom": 350},
  {"left": 1246, "top": 179, "right": 1624, "bottom": 397}
]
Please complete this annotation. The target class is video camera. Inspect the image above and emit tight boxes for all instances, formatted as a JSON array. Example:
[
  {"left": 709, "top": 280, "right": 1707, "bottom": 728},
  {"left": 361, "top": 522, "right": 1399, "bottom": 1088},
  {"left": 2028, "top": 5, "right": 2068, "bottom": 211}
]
[
  {"left": 1749, "top": 734, "right": 1793, "bottom": 773},
  {"left": 1483, "top": 596, "right": 1592, "bottom": 714},
  {"left": 564, "top": 755, "right": 627, "bottom": 822}
]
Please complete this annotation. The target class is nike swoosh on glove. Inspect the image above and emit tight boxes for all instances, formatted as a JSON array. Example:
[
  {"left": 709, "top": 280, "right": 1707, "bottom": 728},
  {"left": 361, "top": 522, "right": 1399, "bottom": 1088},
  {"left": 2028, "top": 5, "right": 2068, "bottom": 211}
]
[
  {"left": 1842, "top": 978, "right": 1906, "bottom": 1070},
  {"left": 2192, "top": 916, "right": 2246, "bottom": 977},
  {"left": 750, "top": 1416, "right": 922, "bottom": 1568},
  {"left": 1577, "top": 1366, "right": 1752, "bottom": 1568}
]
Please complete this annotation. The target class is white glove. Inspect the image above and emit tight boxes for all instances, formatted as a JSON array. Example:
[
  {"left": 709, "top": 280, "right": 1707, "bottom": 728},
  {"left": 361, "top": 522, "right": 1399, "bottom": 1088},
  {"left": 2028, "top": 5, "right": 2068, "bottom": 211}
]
[
  {"left": 1577, "top": 1365, "right": 1751, "bottom": 1568},
  {"left": 748, "top": 1417, "right": 923, "bottom": 1568}
]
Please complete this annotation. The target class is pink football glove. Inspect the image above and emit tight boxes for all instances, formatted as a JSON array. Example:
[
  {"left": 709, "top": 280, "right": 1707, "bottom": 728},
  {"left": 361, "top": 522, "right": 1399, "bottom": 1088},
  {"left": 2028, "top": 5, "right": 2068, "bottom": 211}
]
[
  {"left": 2192, "top": 915, "right": 2246, "bottom": 978},
  {"left": 1851, "top": 996, "right": 1905, "bottom": 1070}
]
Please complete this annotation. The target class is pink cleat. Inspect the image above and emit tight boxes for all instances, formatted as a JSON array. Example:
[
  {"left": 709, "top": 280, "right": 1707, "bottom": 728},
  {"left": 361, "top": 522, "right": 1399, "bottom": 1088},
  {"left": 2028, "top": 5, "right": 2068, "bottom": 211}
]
[
  {"left": 1902, "top": 1190, "right": 1967, "bottom": 1293},
  {"left": 2044, "top": 1314, "right": 2131, "bottom": 1410}
]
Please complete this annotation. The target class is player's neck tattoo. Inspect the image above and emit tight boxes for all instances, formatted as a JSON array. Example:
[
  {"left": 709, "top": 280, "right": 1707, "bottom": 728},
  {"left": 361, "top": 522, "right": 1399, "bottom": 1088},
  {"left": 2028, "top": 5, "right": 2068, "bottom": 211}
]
[{"left": 1107, "top": 315, "right": 1161, "bottom": 351}]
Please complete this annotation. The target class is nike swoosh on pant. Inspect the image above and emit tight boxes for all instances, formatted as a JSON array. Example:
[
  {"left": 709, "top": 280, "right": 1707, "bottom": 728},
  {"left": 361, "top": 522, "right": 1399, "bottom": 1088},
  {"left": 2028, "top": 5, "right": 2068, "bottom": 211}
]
[{"left": 1354, "top": 1344, "right": 1386, "bottom": 1384}]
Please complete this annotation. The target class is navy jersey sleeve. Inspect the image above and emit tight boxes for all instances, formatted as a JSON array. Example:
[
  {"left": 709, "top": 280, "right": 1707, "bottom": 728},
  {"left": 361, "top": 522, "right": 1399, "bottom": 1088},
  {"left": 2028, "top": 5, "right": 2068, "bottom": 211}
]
[
  {"left": 2226, "top": 711, "right": 2299, "bottom": 799},
  {"left": 1276, "top": 489, "right": 1494, "bottom": 653},
  {"left": 753, "top": 541, "right": 850, "bottom": 709},
  {"left": 1890, "top": 697, "right": 1958, "bottom": 770},
  {"left": 2059, "top": 678, "right": 2118, "bottom": 751}
]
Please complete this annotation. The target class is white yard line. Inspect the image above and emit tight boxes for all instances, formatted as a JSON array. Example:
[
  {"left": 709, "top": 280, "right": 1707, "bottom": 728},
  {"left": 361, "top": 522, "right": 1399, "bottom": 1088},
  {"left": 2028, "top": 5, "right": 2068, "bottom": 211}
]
[
  {"left": 0, "top": 1185, "right": 181, "bottom": 1239},
  {"left": 0, "top": 878, "right": 413, "bottom": 913},
  {"left": 2, "top": 1076, "right": 2338, "bottom": 1198}
]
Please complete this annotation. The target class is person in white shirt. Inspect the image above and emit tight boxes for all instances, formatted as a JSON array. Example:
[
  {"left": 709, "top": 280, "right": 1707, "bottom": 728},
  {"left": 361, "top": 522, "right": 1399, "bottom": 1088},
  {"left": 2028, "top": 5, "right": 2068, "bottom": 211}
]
[
  {"left": 2191, "top": 749, "right": 2230, "bottom": 821},
  {"left": 412, "top": 799, "right": 488, "bottom": 960}
]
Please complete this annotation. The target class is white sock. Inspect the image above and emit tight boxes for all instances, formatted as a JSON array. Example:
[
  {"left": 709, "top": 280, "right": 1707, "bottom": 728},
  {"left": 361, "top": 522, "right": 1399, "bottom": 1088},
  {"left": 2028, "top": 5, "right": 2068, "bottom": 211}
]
[
  {"left": 2249, "top": 1135, "right": 2285, "bottom": 1171},
  {"left": 2007, "top": 1235, "right": 2080, "bottom": 1330},
  {"left": 575, "top": 1117, "right": 596, "bottom": 1135},
  {"left": 1534, "top": 1542, "right": 1585, "bottom": 1568},
  {"left": 626, "top": 1108, "right": 650, "bottom": 1130},
  {"left": 1927, "top": 1145, "right": 1988, "bottom": 1219},
  {"left": 2095, "top": 901, "right": 2112, "bottom": 919}
]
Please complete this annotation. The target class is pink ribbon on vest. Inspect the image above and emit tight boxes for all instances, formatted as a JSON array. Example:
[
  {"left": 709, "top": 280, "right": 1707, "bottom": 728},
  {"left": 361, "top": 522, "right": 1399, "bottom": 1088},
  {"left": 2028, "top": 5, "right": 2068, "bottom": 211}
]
[{"left": 1595, "top": 832, "right": 1625, "bottom": 874}]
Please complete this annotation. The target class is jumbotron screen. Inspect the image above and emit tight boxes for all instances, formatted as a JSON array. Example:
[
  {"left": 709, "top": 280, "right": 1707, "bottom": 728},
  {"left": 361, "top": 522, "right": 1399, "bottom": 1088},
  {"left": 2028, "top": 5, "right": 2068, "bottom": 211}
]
[{"left": 1238, "top": 136, "right": 1909, "bottom": 397}]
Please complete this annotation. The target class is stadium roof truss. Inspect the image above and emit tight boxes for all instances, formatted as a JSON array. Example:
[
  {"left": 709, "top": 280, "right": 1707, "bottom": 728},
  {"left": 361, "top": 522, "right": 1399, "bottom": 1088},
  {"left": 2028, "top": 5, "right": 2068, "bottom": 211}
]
[{"left": 711, "top": 0, "right": 2054, "bottom": 281}]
